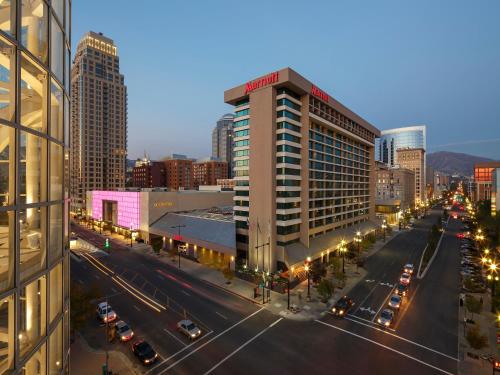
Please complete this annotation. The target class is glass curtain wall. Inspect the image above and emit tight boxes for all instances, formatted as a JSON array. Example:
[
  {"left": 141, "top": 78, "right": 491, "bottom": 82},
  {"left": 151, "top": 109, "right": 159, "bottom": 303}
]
[{"left": 0, "top": 0, "right": 71, "bottom": 373}]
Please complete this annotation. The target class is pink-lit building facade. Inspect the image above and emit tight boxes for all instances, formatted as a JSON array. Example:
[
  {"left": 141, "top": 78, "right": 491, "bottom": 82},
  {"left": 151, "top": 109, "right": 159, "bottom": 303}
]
[{"left": 86, "top": 190, "right": 234, "bottom": 240}]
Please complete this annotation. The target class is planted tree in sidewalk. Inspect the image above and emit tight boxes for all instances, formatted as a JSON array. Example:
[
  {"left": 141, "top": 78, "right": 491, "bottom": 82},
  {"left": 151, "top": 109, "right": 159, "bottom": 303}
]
[
  {"left": 317, "top": 278, "right": 334, "bottom": 303},
  {"left": 310, "top": 261, "right": 326, "bottom": 283},
  {"left": 70, "top": 281, "right": 102, "bottom": 334},
  {"left": 222, "top": 267, "right": 235, "bottom": 284},
  {"left": 465, "top": 294, "right": 482, "bottom": 320},
  {"left": 466, "top": 324, "right": 488, "bottom": 350}
]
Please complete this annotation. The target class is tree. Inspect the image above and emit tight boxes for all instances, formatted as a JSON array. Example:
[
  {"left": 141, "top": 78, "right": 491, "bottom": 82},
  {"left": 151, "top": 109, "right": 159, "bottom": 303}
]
[
  {"left": 310, "top": 261, "right": 326, "bottom": 283},
  {"left": 70, "top": 281, "right": 102, "bottom": 333},
  {"left": 465, "top": 294, "right": 482, "bottom": 320},
  {"left": 222, "top": 267, "right": 235, "bottom": 284},
  {"left": 317, "top": 278, "right": 334, "bottom": 303},
  {"left": 466, "top": 324, "right": 488, "bottom": 350}
]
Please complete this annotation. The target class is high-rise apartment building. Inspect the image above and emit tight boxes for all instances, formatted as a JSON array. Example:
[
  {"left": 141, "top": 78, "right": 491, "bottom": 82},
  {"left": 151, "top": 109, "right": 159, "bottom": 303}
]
[
  {"left": 225, "top": 68, "right": 380, "bottom": 272},
  {"left": 70, "top": 31, "right": 127, "bottom": 213},
  {"left": 0, "top": 1, "right": 71, "bottom": 373},
  {"left": 375, "top": 125, "right": 426, "bottom": 167},
  {"left": 164, "top": 156, "right": 194, "bottom": 190},
  {"left": 212, "top": 113, "right": 235, "bottom": 177},
  {"left": 193, "top": 160, "right": 228, "bottom": 188},
  {"left": 396, "top": 148, "right": 426, "bottom": 204}
]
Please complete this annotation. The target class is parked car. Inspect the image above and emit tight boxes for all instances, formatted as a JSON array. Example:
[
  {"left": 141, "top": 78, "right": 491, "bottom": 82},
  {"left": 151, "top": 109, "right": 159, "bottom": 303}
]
[
  {"left": 403, "top": 264, "right": 414, "bottom": 274},
  {"left": 377, "top": 309, "right": 394, "bottom": 327},
  {"left": 388, "top": 294, "right": 402, "bottom": 310},
  {"left": 399, "top": 273, "right": 411, "bottom": 285},
  {"left": 396, "top": 283, "right": 409, "bottom": 297},
  {"left": 332, "top": 296, "right": 354, "bottom": 317},
  {"left": 177, "top": 320, "right": 202, "bottom": 340},
  {"left": 96, "top": 302, "right": 117, "bottom": 323},
  {"left": 132, "top": 340, "right": 158, "bottom": 365},
  {"left": 115, "top": 320, "right": 134, "bottom": 342}
]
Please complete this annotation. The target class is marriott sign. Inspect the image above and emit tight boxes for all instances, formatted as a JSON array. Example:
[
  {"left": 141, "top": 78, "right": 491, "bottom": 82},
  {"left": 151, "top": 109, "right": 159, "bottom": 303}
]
[{"left": 244, "top": 71, "right": 279, "bottom": 94}]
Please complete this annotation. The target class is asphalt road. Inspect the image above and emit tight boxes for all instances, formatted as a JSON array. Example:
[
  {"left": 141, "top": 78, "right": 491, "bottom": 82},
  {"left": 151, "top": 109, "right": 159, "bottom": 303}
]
[{"left": 71, "top": 210, "right": 460, "bottom": 375}]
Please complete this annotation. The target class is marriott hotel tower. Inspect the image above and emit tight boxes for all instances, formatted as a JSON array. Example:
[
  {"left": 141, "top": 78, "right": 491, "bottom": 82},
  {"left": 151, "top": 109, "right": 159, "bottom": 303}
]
[{"left": 225, "top": 68, "right": 380, "bottom": 272}]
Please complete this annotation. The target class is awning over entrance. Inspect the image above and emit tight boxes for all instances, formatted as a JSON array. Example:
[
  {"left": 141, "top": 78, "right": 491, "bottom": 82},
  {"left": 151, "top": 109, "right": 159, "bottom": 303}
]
[
  {"left": 149, "top": 213, "right": 236, "bottom": 256},
  {"left": 285, "top": 220, "right": 381, "bottom": 268}
]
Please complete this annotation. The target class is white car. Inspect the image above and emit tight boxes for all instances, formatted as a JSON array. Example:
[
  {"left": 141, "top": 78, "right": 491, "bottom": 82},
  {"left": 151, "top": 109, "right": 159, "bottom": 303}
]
[
  {"left": 177, "top": 320, "right": 201, "bottom": 340},
  {"left": 399, "top": 273, "right": 411, "bottom": 285},
  {"left": 388, "top": 294, "right": 402, "bottom": 310},
  {"left": 115, "top": 320, "right": 134, "bottom": 342},
  {"left": 96, "top": 302, "right": 117, "bottom": 323},
  {"left": 404, "top": 264, "right": 414, "bottom": 274},
  {"left": 377, "top": 309, "right": 394, "bottom": 327}
]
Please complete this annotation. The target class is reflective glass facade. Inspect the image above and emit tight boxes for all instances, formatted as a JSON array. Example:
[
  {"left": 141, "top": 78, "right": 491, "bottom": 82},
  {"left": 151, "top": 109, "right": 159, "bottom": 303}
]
[
  {"left": 375, "top": 126, "right": 426, "bottom": 167},
  {"left": 0, "top": 1, "right": 71, "bottom": 373}
]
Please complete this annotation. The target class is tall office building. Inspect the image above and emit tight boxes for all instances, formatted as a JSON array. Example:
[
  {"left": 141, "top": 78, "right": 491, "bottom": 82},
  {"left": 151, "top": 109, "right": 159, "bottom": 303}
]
[
  {"left": 0, "top": 1, "right": 71, "bottom": 373},
  {"left": 193, "top": 159, "right": 228, "bottom": 188},
  {"left": 70, "top": 31, "right": 127, "bottom": 213},
  {"left": 211, "top": 113, "right": 235, "bottom": 177},
  {"left": 225, "top": 68, "right": 380, "bottom": 272},
  {"left": 375, "top": 125, "right": 426, "bottom": 167},
  {"left": 163, "top": 155, "right": 194, "bottom": 190},
  {"left": 396, "top": 148, "right": 426, "bottom": 204}
]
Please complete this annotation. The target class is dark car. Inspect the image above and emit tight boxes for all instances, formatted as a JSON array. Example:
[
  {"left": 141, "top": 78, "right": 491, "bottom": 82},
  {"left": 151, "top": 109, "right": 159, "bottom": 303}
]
[
  {"left": 132, "top": 340, "right": 158, "bottom": 365},
  {"left": 332, "top": 296, "right": 354, "bottom": 317},
  {"left": 395, "top": 283, "right": 409, "bottom": 297}
]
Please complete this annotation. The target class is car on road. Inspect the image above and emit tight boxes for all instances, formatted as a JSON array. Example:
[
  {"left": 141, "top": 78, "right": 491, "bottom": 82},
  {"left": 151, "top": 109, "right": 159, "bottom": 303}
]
[
  {"left": 132, "top": 340, "right": 158, "bottom": 365},
  {"left": 332, "top": 296, "right": 354, "bottom": 317},
  {"left": 377, "top": 309, "right": 394, "bottom": 327},
  {"left": 177, "top": 319, "right": 202, "bottom": 340},
  {"left": 403, "top": 264, "right": 414, "bottom": 274},
  {"left": 396, "top": 283, "right": 409, "bottom": 297},
  {"left": 399, "top": 273, "right": 411, "bottom": 285},
  {"left": 96, "top": 302, "right": 117, "bottom": 323},
  {"left": 388, "top": 294, "right": 402, "bottom": 310},
  {"left": 115, "top": 320, "right": 134, "bottom": 342}
]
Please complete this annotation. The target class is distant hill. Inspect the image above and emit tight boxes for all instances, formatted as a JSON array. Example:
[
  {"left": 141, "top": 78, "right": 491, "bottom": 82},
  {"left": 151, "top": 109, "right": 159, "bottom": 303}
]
[{"left": 427, "top": 151, "right": 497, "bottom": 176}]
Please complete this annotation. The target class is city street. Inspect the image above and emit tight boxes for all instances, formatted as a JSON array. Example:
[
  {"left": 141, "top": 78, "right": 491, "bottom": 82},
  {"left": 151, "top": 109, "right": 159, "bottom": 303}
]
[{"left": 71, "top": 209, "right": 461, "bottom": 374}]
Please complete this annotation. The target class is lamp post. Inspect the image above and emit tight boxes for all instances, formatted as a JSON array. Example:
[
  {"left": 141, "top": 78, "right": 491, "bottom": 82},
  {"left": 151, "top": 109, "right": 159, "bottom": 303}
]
[
  {"left": 99, "top": 216, "right": 102, "bottom": 234},
  {"left": 338, "top": 240, "right": 347, "bottom": 274},
  {"left": 354, "top": 231, "right": 362, "bottom": 272},
  {"left": 129, "top": 223, "right": 134, "bottom": 247},
  {"left": 489, "top": 262, "right": 498, "bottom": 313},
  {"left": 305, "top": 264, "right": 311, "bottom": 301},
  {"left": 288, "top": 266, "right": 294, "bottom": 310},
  {"left": 381, "top": 220, "right": 387, "bottom": 242}
]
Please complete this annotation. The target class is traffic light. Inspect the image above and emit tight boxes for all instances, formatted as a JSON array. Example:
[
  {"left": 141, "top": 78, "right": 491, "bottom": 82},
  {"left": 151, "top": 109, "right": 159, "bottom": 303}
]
[{"left": 104, "top": 238, "right": 110, "bottom": 251}]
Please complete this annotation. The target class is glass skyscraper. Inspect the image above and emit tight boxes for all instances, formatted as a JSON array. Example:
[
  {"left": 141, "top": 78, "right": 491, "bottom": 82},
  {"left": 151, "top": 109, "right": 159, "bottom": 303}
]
[
  {"left": 0, "top": 1, "right": 71, "bottom": 373},
  {"left": 375, "top": 125, "right": 426, "bottom": 167}
]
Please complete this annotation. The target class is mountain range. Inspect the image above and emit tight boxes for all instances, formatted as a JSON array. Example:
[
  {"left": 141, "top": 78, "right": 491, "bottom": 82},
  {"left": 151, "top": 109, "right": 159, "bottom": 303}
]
[{"left": 427, "top": 151, "right": 498, "bottom": 176}]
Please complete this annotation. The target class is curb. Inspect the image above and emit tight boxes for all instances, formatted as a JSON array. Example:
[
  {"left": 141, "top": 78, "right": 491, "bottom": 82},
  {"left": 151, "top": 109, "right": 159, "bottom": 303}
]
[{"left": 417, "top": 231, "right": 445, "bottom": 279}]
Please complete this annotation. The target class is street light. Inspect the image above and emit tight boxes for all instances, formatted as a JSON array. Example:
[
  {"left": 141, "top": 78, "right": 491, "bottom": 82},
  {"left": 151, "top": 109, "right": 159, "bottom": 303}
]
[
  {"left": 305, "top": 264, "right": 311, "bottom": 301},
  {"left": 288, "top": 266, "right": 294, "bottom": 310},
  {"left": 488, "top": 262, "right": 498, "bottom": 313},
  {"left": 129, "top": 223, "right": 134, "bottom": 247},
  {"left": 381, "top": 220, "right": 387, "bottom": 242},
  {"left": 354, "top": 231, "right": 362, "bottom": 272},
  {"left": 338, "top": 240, "right": 347, "bottom": 274}
]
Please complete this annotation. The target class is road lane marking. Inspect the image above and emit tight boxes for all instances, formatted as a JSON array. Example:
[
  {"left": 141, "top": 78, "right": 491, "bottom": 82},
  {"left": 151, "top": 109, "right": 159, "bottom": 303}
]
[
  {"left": 111, "top": 287, "right": 118, "bottom": 293},
  {"left": 144, "top": 331, "right": 213, "bottom": 374},
  {"left": 133, "top": 305, "right": 141, "bottom": 312},
  {"left": 215, "top": 312, "right": 228, "bottom": 320},
  {"left": 345, "top": 315, "right": 396, "bottom": 332},
  {"left": 371, "top": 284, "right": 397, "bottom": 322},
  {"left": 182, "top": 290, "right": 190, "bottom": 297},
  {"left": 155, "top": 307, "right": 266, "bottom": 374},
  {"left": 163, "top": 328, "right": 187, "bottom": 347},
  {"left": 315, "top": 320, "right": 454, "bottom": 375},
  {"left": 352, "top": 282, "right": 379, "bottom": 314},
  {"left": 341, "top": 316, "right": 457, "bottom": 361},
  {"left": 203, "top": 318, "right": 283, "bottom": 374}
]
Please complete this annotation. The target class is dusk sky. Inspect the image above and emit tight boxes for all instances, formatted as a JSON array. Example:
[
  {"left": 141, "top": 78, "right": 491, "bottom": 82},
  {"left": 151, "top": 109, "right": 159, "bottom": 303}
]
[{"left": 72, "top": 0, "right": 500, "bottom": 161}]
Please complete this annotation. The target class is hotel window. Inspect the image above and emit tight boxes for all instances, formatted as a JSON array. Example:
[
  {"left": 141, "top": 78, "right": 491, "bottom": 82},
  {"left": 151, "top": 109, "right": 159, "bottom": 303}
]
[
  {"left": 21, "top": 54, "right": 47, "bottom": 132},
  {"left": 0, "top": 211, "right": 14, "bottom": 292},
  {"left": 0, "top": 295, "right": 14, "bottom": 373},
  {"left": 20, "top": 131, "right": 47, "bottom": 204},
  {"left": 0, "top": 37, "right": 15, "bottom": 122},
  {"left": 19, "top": 207, "right": 46, "bottom": 281},
  {"left": 21, "top": 0, "right": 48, "bottom": 64},
  {"left": 276, "top": 110, "right": 300, "bottom": 122},
  {"left": 235, "top": 108, "right": 249, "bottom": 117}
]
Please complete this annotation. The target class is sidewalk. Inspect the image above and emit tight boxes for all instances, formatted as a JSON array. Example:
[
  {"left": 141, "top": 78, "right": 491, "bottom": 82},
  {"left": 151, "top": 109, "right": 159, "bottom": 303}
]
[
  {"left": 459, "top": 291, "right": 499, "bottom": 374},
  {"left": 150, "top": 230, "right": 400, "bottom": 321},
  {"left": 70, "top": 333, "right": 138, "bottom": 375}
]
